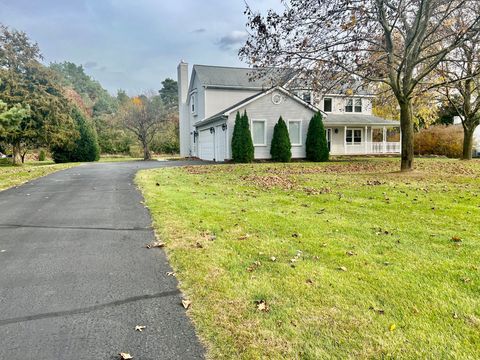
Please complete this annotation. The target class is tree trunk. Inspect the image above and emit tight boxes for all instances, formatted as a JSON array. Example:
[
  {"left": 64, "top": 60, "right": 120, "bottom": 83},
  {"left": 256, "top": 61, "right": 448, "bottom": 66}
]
[
  {"left": 21, "top": 150, "right": 28, "bottom": 164},
  {"left": 399, "top": 100, "right": 415, "bottom": 171},
  {"left": 12, "top": 142, "right": 22, "bottom": 166},
  {"left": 142, "top": 141, "right": 151, "bottom": 161},
  {"left": 462, "top": 126, "right": 474, "bottom": 160}
]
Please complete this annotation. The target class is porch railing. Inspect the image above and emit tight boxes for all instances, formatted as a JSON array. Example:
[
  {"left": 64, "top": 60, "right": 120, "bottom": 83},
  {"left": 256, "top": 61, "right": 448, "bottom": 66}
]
[{"left": 345, "top": 142, "right": 401, "bottom": 154}]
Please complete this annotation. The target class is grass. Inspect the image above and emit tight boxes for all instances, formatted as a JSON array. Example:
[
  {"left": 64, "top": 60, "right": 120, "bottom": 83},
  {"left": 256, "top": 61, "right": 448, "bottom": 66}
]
[
  {"left": 137, "top": 158, "right": 480, "bottom": 359},
  {"left": 0, "top": 159, "right": 78, "bottom": 191}
]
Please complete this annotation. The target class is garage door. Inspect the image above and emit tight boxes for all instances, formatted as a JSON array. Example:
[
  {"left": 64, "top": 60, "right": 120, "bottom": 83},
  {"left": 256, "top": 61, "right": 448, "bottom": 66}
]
[
  {"left": 198, "top": 129, "right": 214, "bottom": 161},
  {"left": 214, "top": 125, "right": 227, "bottom": 162}
]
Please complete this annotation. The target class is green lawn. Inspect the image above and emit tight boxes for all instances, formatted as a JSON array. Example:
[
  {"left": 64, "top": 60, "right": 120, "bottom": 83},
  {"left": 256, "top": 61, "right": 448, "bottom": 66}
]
[
  {"left": 0, "top": 159, "right": 78, "bottom": 191},
  {"left": 137, "top": 158, "right": 480, "bottom": 359}
]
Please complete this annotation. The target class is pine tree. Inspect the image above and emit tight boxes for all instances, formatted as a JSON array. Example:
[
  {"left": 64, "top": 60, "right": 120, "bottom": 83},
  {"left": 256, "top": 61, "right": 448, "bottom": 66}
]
[
  {"left": 231, "top": 111, "right": 254, "bottom": 163},
  {"left": 241, "top": 111, "right": 254, "bottom": 163},
  {"left": 270, "top": 116, "right": 291, "bottom": 162},
  {"left": 306, "top": 112, "right": 329, "bottom": 162}
]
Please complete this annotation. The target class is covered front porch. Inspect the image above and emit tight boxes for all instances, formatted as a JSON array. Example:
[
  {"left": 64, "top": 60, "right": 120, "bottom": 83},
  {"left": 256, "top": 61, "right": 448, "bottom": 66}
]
[{"left": 324, "top": 114, "right": 401, "bottom": 156}]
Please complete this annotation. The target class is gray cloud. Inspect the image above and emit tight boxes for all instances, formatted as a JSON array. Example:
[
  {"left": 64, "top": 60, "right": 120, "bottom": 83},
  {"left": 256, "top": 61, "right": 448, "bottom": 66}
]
[
  {"left": 217, "top": 30, "right": 248, "bottom": 51},
  {"left": 0, "top": 0, "right": 283, "bottom": 94},
  {"left": 83, "top": 61, "right": 98, "bottom": 69}
]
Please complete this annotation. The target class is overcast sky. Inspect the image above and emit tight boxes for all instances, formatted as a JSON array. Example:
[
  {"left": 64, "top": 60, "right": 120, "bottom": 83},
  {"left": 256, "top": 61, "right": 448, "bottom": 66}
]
[{"left": 0, "top": 0, "right": 282, "bottom": 94}]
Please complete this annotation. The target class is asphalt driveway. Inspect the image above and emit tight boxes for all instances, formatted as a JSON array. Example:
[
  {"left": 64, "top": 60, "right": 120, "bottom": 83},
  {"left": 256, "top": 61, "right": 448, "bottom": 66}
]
[{"left": 0, "top": 160, "right": 205, "bottom": 360}]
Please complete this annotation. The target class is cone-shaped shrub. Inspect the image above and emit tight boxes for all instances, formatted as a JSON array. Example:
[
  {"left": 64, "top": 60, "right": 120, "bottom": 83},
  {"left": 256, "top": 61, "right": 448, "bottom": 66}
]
[
  {"left": 270, "top": 116, "right": 291, "bottom": 162},
  {"left": 231, "top": 111, "right": 254, "bottom": 163},
  {"left": 306, "top": 112, "right": 329, "bottom": 162}
]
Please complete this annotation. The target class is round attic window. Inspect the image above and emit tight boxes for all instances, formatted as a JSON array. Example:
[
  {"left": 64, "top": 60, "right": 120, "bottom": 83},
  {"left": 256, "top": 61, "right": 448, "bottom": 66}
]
[{"left": 272, "top": 93, "right": 283, "bottom": 105}]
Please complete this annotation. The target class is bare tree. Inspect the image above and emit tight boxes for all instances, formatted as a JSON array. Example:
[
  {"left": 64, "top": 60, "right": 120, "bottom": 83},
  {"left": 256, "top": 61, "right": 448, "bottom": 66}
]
[
  {"left": 120, "top": 94, "right": 165, "bottom": 160},
  {"left": 438, "top": 32, "right": 480, "bottom": 160},
  {"left": 240, "top": 0, "right": 480, "bottom": 171}
]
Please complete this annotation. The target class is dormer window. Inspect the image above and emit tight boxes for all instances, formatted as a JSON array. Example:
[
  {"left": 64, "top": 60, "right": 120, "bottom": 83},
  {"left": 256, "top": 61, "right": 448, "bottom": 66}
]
[
  {"left": 354, "top": 98, "right": 362, "bottom": 113},
  {"left": 345, "top": 99, "right": 353, "bottom": 112},
  {"left": 302, "top": 92, "right": 311, "bottom": 104}
]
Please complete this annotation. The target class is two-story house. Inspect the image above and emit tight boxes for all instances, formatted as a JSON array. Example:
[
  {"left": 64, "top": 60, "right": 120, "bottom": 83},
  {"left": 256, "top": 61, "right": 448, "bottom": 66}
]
[{"left": 178, "top": 62, "right": 400, "bottom": 161}]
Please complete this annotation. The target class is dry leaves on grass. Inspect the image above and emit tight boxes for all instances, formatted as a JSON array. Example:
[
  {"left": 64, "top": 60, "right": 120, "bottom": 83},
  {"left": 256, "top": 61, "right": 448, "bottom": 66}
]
[
  {"left": 255, "top": 300, "right": 269, "bottom": 312},
  {"left": 241, "top": 174, "right": 296, "bottom": 190},
  {"left": 247, "top": 261, "right": 261, "bottom": 272},
  {"left": 451, "top": 236, "right": 462, "bottom": 243}
]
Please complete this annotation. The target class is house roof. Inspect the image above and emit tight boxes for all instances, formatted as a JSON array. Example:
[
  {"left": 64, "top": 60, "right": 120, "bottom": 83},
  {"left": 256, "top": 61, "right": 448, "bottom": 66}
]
[
  {"left": 195, "top": 86, "right": 321, "bottom": 127},
  {"left": 324, "top": 114, "right": 400, "bottom": 126},
  {"left": 192, "top": 65, "right": 296, "bottom": 90}
]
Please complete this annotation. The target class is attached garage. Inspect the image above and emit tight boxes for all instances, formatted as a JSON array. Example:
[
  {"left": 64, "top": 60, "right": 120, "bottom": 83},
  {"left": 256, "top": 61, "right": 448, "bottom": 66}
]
[
  {"left": 214, "top": 125, "right": 227, "bottom": 162},
  {"left": 198, "top": 129, "right": 214, "bottom": 161}
]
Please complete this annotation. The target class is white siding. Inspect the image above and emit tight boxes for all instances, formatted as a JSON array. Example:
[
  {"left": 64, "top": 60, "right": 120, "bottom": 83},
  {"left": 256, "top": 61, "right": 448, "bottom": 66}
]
[
  {"left": 226, "top": 90, "right": 315, "bottom": 160},
  {"left": 317, "top": 95, "right": 373, "bottom": 115},
  {"left": 205, "top": 88, "right": 259, "bottom": 119}
]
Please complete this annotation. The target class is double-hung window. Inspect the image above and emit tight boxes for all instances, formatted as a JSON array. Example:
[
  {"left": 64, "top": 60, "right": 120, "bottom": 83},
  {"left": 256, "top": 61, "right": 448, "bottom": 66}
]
[
  {"left": 354, "top": 98, "right": 362, "bottom": 113},
  {"left": 288, "top": 120, "right": 302, "bottom": 146},
  {"left": 345, "top": 99, "right": 353, "bottom": 112},
  {"left": 346, "top": 129, "right": 362, "bottom": 144},
  {"left": 251, "top": 120, "right": 266, "bottom": 146}
]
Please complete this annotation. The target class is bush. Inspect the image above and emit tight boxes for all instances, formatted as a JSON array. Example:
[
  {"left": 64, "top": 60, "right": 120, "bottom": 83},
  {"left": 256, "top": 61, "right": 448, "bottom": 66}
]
[
  {"left": 270, "top": 116, "right": 291, "bottom": 162},
  {"left": 231, "top": 111, "right": 254, "bottom": 163},
  {"left": 51, "top": 108, "right": 100, "bottom": 163},
  {"left": 38, "top": 149, "right": 46, "bottom": 161},
  {"left": 306, "top": 112, "right": 329, "bottom": 162},
  {"left": 414, "top": 125, "right": 463, "bottom": 158}
]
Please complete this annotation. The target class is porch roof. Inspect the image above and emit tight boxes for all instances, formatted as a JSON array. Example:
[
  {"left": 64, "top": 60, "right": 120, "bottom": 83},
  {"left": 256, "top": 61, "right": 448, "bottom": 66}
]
[{"left": 324, "top": 114, "right": 400, "bottom": 127}]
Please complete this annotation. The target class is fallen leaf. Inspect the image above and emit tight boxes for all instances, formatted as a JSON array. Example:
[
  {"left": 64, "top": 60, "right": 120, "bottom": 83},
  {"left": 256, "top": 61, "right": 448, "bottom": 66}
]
[
  {"left": 255, "top": 300, "right": 269, "bottom": 312},
  {"left": 119, "top": 352, "right": 133, "bottom": 359},
  {"left": 338, "top": 266, "right": 347, "bottom": 272},
  {"left": 389, "top": 324, "right": 396, "bottom": 331},
  {"left": 270, "top": 256, "right": 276, "bottom": 262},
  {"left": 453, "top": 312, "right": 459, "bottom": 319},
  {"left": 166, "top": 272, "right": 176, "bottom": 277},
  {"left": 346, "top": 250, "right": 356, "bottom": 256},
  {"left": 238, "top": 234, "right": 250, "bottom": 240},
  {"left": 145, "top": 241, "right": 165, "bottom": 249},
  {"left": 182, "top": 299, "right": 192, "bottom": 309},
  {"left": 247, "top": 261, "right": 261, "bottom": 272},
  {"left": 135, "top": 325, "right": 146, "bottom": 332},
  {"left": 451, "top": 236, "right": 462, "bottom": 243},
  {"left": 306, "top": 278, "right": 314, "bottom": 285}
]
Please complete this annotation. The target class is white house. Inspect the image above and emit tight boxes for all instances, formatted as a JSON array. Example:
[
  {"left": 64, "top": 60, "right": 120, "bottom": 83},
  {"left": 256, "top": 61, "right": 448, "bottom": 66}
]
[{"left": 178, "top": 62, "right": 401, "bottom": 161}]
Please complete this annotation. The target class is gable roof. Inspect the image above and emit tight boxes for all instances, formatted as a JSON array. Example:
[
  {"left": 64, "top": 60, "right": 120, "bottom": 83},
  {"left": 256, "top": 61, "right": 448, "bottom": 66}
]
[
  {"left": 195, "top": 86, "right": 322, "bottom": 127},
  {"left": 191, "top": 65, "right": 295, "bottom": 91}
]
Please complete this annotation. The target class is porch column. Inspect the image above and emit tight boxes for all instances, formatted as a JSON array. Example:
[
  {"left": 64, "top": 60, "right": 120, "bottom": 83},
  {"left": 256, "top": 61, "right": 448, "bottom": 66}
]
[
  {"left": 344, "top": 126, "right": 347, "bottom": 154},
  {"left": 383, "top": 126, "right": 387, "bottom": 153},
  {"left": 365, "top": 126, "right": 368, "bottom": 154}
]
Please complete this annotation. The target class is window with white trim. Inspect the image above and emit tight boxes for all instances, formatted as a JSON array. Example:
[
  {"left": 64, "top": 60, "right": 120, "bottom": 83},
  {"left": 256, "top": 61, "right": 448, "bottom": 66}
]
[
  {"left": 190, "top": 94, "right": 196, "bottom": 114},
  {"left": 354, "top": 98, "right": 362, "bottom": 113},
  {"left": 252, "top": 120, "right": 266, "bottom": 146},
  {"left": 288, "top": 120, "right": 302, "bottom": 146},
  {"left": 345, "top": 98, "right": 353, "bottom": 112},
  {"left": 346, "top": 129, "right": 362, "bottom": 144}
]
